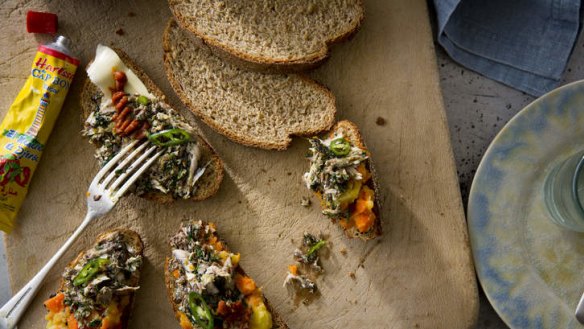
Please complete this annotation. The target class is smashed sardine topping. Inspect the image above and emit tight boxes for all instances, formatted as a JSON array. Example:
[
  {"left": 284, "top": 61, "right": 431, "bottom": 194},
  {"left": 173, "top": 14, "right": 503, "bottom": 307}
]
[
  {"left": 303, "top": 132, "right": 368, "bottom": 217},
  {"left": 83, "top": 93, "right": 206, "bottom": 199}
]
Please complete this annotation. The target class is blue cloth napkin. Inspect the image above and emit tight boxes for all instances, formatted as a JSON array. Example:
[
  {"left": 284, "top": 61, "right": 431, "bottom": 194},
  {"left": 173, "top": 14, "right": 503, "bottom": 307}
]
[{"left": 433, "top": 0, "right": 582, "bottom": 96}]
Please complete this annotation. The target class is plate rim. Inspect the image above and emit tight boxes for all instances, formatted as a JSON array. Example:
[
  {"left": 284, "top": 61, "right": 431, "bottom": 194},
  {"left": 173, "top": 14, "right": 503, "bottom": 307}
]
[{"left": 467, "top": 79, "right": 584, "bottom": 328}]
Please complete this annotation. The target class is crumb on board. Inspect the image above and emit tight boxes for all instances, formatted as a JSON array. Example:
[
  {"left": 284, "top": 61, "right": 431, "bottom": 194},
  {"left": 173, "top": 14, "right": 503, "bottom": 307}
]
[
  {"left": 340, "top": 248, "right": 347, "bottom": 256},
  {"left": 128, "top": 12, "right": 136, "bottom": 17},
  {"left": 349, "top": 272, "right": 356, "bottom": 280},
  {"left": 376, "top": 116, "right": 386, "bottom": 126},
  {"left": 301, "top": 196, "right": 312, "bottom": 207},
  {"left": 115, "top": 28, "right": 125, "bottom": 36}
]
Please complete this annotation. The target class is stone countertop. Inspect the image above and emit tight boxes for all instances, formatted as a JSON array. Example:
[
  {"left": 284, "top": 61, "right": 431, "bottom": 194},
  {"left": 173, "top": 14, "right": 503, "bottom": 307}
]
[{"left": 2, "top": 16, "right": 584, "bottom": 329}]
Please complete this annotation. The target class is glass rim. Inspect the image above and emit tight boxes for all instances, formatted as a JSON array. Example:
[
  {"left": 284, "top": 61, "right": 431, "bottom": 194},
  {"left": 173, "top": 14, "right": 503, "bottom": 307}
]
[{"left": 571, "top": 154, "right": 584, "bottom": 214}]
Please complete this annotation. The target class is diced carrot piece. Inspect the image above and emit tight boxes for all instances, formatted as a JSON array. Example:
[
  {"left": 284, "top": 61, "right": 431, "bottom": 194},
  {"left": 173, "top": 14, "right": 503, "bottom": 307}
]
[
  {"left": 246, "top": 292, "right": 263, "bottom": 308},
  {"left": 101, "top": 314, "right": 123, "bottom": 329},
  {"left": 354, "top": 212, "right": 376, "bottom": 233},
  {"left": 355, "top": 198, "right": 374, "bottom": 214},
  {"left": 172, "top": 269, "right": 180, "bottom": 279},
  {"left": 100, "top": 300, "right": 125, "bottom": 329},
  {"left": 360, "top": 185, "right": 374, "bottom": 199},
  {"left": 338, "top": 218, "right": 353, "bottom": 229},
  {"left": 208, "top": 235, "right": 216, "bottom": 245},
  {"left": 288, "top": 265, "right": 298, "bottom": 275},
  {"left": 100, "top": 317, "right": 110, "bottom": 329},
  {"left": 44, "top": 293, "right": 65, "bottom": 313},
  {"left": 215, "top": 241, "right": 224, "bottom": 251},
  {"left": 216, "top": 300, "right": 228, "bottom": 317},
  {"left": 356, "top": 164, "right": 371, "bottom": 182},
  {"left": 67, "top": 313, "right": 79, "bottom": 329},
  {"left": 178, "top": 312, "right": 194, "bottom": 329},
  {"left": 208, "top": 236, "right": 224, "bottom": 251},
  {"left": 235, "top": 274, "right": 257, "bottom": 295},
  {"left": 352, "top": 185, "right": 375, "bottom": 215}
]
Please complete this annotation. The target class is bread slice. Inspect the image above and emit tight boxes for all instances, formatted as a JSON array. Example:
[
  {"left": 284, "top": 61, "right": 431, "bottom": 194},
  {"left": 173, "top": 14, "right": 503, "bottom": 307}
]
[
  {"left": 306, "top": 120, "right": 382, "bottom": 240},
  {"left": 44, "top": 229, "right": 144, "bottom": 329},
  {"left": 80, "top": 48, "right": 224, "bottom": 203},
  {"left": 165, "top": 221, "right": 289, "bottom": 329},
  {"left": 168, "top": 0, "right": 364, "bottom": 72},
  {"left": 163, "top": 19, "right": 336, "bottom": 150}
]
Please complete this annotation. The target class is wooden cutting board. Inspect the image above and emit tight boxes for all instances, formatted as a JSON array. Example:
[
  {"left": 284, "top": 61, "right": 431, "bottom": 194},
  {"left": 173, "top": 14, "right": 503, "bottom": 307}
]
[{"left": 0, "top": 0, "right": 478, "bottom": 328}]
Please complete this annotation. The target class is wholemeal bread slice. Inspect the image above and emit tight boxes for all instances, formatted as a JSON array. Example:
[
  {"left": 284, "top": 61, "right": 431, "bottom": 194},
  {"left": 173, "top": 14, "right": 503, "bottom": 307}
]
[
  {"left": 165, "top": 221, "right": 288, "bottom": 329},
  {"left": 168, "top": 0, "right": 364, "bottom": 72},
  {"left": 163, "top": 19, "right": 337, "bottom": 150},
  {"left": 80, "top": 47, "right": 224, "bottom": 203},
  {"left": 305, "top": 120, "right": 382, "bottom": 241},
  {"left": 44, "top": 229, "right": 144, "bottom": 329}
]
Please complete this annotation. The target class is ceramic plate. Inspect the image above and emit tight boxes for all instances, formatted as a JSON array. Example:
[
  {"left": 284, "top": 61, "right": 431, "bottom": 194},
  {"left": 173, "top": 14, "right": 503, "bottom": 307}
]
[{"left": 468, "top": 80, "right": 584, "bottom": 328}]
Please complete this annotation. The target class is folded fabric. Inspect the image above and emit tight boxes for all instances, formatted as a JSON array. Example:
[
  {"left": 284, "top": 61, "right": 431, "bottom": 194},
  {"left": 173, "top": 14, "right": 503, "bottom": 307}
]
[{"left": 433, "top": 0, "right": 582, "bottom": 96}]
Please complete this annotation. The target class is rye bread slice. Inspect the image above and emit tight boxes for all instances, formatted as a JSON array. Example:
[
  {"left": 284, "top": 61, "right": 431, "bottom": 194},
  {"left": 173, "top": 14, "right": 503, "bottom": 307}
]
[
  {"left": 168, "top": 0, "right": 364, "bottom": 73},
  {"left": 164, "top": 221, "right": 289, "bottom": 329},
  {"left": 312, "top": 120, "right": 382, "bottom": 241},
  {"left": 163, "top": 19, "right": 336, "bottom": 150},
  {"left": 80, "top": 48, "right": 224, "bottom": 203},
  {"left": 53, "top": 229, "right": 144, "bottom": 329}
]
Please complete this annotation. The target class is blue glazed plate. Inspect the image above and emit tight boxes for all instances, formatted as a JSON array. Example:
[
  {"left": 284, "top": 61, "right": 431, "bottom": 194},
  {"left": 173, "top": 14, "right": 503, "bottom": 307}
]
[{"left": 469, "top": 80, "right": 584, "bottom": 328}]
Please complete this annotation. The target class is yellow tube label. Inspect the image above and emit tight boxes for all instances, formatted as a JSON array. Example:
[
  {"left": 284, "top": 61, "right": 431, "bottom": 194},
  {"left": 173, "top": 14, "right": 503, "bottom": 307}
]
[{"left": 0, "top": 45, "right": 79, "bottom": 232}]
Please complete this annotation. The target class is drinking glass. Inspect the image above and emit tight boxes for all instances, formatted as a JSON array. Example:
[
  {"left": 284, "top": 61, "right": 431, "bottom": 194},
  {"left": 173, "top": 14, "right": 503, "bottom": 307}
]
[{"left": 544, "top": 151, "right": 584, "bottom": 232}]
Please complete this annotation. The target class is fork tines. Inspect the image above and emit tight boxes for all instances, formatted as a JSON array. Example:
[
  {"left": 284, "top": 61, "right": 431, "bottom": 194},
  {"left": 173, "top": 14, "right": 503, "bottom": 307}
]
[{"left": 93, "top": 140, "right": 163, "bottom": 201}]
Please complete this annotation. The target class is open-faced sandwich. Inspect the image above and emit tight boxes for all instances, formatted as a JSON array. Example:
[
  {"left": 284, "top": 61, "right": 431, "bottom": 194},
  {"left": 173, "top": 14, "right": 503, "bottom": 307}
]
[
  {"left": 304, "top": 120, "right": 382, "bottom": 240},
  {"left": 165, "top": 221, "right": 288, "bottom": 329},
  {"left": 44, "top": 229, "right": 143, "bottom": 329},
  {"left": 81, "top": 45, "right": 223, "bottom": 202}
]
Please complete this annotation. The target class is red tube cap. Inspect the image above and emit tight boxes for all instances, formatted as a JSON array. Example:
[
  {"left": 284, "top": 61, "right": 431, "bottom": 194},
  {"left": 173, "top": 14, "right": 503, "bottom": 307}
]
[{"left": 26, "top": 11, "right": 58, "bottom": 34}]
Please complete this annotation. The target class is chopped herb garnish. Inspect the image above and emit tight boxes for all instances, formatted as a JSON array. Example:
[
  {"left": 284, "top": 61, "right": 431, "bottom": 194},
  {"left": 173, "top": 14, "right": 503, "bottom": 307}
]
[
  {"left": 88, "top": 319, "right": 102, "bottom": 327},
  {"left": 307, "top": 240, "right": 326, "bottom": 258}
]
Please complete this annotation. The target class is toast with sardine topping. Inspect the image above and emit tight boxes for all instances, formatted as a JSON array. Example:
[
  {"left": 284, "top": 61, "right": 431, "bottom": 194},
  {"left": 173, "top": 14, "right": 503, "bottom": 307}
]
[
  {"left": 165, "top": 221, "right": 289, "bottom": 329},
  {"left": 304, "top": 120, "right": 382, "bottom": 240},
  {"left": 44, "top": 229, "right": 143, "bottom": 329},
  {"left": 81, "top": 45, "right": 223, "bottom": 202}
]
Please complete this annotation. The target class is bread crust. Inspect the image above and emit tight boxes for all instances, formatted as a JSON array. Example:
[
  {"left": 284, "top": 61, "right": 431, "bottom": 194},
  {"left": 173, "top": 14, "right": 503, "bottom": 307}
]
[
  {"left": 55, "top": 229, "right": 144, "bottom": 329},
  {"left": 318, "top": 120, "right": 383, "bottom": 241},
  {"left": 167, "top": 0, "right": 364, "bottom": 73},
  {"left": 162, "top": 19, "right": 336, "bottom": 150},
  {"left": 164, "top": 221, "right": 289, "bottom": 329},
  {"left": 80, "top": 48, "right": 224, "bottom": 202}
]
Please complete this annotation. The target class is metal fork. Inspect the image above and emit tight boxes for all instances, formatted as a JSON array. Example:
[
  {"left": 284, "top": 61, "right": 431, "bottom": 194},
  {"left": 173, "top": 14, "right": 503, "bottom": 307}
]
[{"left": 0, "top": 140, "right": 163, "bottom": 329}]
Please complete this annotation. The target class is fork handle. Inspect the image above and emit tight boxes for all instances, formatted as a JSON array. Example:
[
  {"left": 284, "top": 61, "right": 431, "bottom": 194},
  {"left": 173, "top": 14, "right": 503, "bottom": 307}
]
[
  {"left": 576, "top": 290, "right": 584, "bottom": 324},
  {"left": 0, "top": 211, "right": 96, "bottom": 329}
]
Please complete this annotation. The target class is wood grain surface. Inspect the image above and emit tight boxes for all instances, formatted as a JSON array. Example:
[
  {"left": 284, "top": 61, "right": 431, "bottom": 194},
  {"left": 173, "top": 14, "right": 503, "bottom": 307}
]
[{"left": 0, "top": 0, "right": 478, "bottom": 328}]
